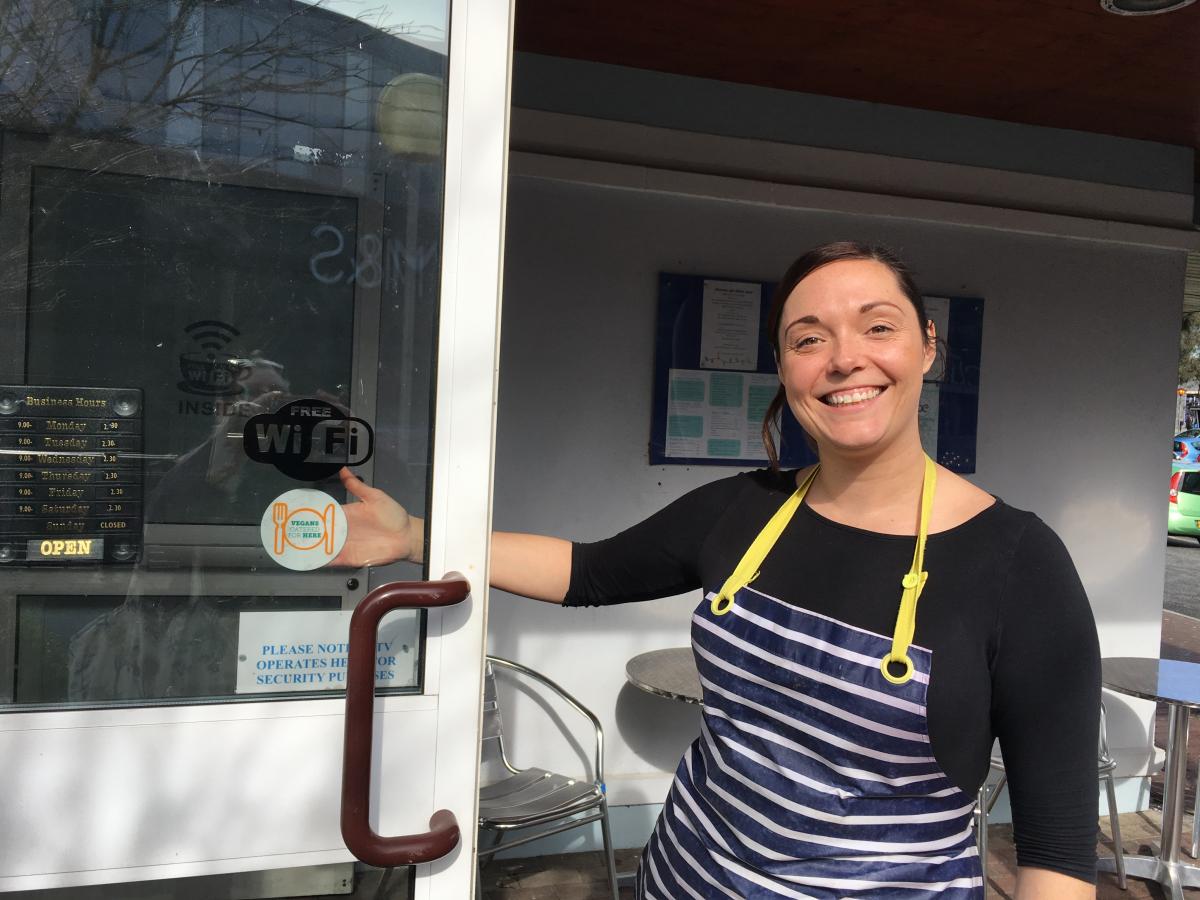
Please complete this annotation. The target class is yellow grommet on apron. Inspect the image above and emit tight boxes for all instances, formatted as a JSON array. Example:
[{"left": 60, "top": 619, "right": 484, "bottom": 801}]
[
  {"left": 711, "top": 455, "right": 937, "bottom": 688},
  {"left": 710, "top": 593, "right": 737, "bottom": 616},
  {"left": 880, "top": 653, "right": 914, "bottom": 685}
]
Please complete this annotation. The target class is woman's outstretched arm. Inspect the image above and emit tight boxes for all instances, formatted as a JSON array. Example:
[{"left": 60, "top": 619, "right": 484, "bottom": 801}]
[
  {"left": 489, "top": 532, "right": 571, "bottom": 602},
  {"left": 333, "top": 468, "right": 572, "bottom": 602}
]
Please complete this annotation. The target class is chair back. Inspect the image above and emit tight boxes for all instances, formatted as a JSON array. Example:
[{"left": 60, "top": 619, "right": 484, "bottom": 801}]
[
  {"left": 1098, "top": 702, "right": 1118, "bottom": 773},
  {"left": 480, "top": 660, "right": 512, "bottom": 788}
]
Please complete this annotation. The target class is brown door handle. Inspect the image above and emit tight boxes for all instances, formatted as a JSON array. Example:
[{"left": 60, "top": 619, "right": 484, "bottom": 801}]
[{"left": 341, "top": 573, "right": 471, "bottom": 867}]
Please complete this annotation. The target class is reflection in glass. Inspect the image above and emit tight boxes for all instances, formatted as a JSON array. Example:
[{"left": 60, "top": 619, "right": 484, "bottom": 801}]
[{"left": 0, "top": 0, "right": 448, "bottom": 708}]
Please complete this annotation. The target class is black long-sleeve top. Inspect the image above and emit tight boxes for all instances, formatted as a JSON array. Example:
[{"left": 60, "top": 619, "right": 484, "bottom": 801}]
[{"left": 564, "top": 468, "right": 1101, "bottom": 884}]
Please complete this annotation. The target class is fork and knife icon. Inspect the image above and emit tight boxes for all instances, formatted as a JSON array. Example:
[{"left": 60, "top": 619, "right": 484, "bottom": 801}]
[{"left": 271, "top": 501, "right": 337, "bottom": 555}]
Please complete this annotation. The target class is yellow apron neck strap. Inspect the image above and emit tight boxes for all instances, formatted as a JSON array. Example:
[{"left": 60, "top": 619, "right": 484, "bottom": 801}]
[
  {"left": 710, "top": 455, "right": 938, "bottom": 688},
  {"left": 709, "top": 466, "right": 820, "bottom": 616},
  {"left": 880, "top": 454, "right": 937, "bottom": 685}
]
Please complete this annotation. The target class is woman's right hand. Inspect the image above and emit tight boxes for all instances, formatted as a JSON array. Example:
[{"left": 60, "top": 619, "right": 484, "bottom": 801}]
[
  {"left": 332, "top": 467, "right": 422, "bottom": 567},
  {"left": 333, "top": 467, "right": 571, "bottom": 602}
]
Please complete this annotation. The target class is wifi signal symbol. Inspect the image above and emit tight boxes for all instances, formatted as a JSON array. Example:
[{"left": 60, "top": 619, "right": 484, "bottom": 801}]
[{"left": 184, "top": 320, "right": 241, "bottom": 358}]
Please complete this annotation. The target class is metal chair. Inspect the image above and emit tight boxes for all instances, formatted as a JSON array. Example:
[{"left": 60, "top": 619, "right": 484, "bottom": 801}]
[
  {"left": 1188, "top": 755, "right": 1200, "bottom": 859},
  {"left": 476, "top": 656, "right": 619, "bottom": 900},
  {"left": 976, "top": 704, "right": 1132, "bottom": 891}
]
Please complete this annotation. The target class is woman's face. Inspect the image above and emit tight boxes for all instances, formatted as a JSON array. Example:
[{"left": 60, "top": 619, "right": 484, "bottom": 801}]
[{"left": 776, "top": 259, "right": 934, "bottom": 460}]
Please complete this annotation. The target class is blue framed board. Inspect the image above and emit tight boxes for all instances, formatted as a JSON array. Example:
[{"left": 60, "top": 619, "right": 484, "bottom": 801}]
[{"left": 649, "top": 273, "right": 983, "bottom": 472}]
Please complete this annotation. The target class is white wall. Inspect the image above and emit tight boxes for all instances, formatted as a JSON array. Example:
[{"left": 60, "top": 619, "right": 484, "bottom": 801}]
[{"left": 487, "top": 174, "right": 1184, "bottom": 849}]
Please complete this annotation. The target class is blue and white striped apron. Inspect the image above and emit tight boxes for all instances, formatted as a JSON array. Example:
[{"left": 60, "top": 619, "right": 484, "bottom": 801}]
[{"left": 636, "top": 583, "right": 983, "bottom": 899}]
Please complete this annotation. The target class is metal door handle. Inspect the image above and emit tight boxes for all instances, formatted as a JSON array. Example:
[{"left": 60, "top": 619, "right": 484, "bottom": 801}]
[{"left": 341, "top": 573, "right": 470, "bottom": 867}]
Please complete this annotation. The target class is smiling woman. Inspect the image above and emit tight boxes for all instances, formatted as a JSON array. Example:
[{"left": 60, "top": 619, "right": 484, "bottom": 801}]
[
  {"left": 337, "top": 241, "right": 1102, "bottom": 900},
  {"left": 763, "top": 243, "right": 936, "bottom": 469}
]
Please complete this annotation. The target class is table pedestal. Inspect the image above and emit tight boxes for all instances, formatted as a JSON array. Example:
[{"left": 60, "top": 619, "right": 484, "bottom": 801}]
[{"left": 1098, "top": 704, "right": 1198, "bottom": 899}]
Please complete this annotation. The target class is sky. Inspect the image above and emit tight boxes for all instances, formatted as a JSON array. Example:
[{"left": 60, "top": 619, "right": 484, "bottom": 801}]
[{"left": 298, "top": 0, "right": 449, "bottom": 53}]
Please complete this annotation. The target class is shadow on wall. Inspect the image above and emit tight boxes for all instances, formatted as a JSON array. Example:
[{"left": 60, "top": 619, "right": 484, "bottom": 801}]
[
  {"left": 493, "top": 667, "right": 595, "bottom": 778},
  {"left": 614, "top": 682, "right": 702, "bottom": 771}
]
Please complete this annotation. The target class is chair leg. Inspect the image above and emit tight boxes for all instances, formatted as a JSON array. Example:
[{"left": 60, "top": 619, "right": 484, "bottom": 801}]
[
  {"left": 1193, "top": 758, "right": 1200, "bottom": 859},
  {"left": 975, "top": 784, "right": 989, "bottom": 898},
  {"left": 599, "top": 797, "right": 621, "bottom": 900},
  {"left": 1103, "top": 773, "right": 1127, "bottom": 890}
]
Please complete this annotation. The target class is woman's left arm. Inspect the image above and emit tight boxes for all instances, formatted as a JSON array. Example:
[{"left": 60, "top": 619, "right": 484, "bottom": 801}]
[
  {"left": 992, "top": 517, "right": 1101, "bottom": 897},
  {"left": 1015, "top": 866, "right": 1095, "bottom": 899}
]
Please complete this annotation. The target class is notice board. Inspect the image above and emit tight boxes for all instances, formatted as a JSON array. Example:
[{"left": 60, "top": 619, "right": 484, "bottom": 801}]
[{"left": 650, "top": 274, "right": 983, "bottom": 472}]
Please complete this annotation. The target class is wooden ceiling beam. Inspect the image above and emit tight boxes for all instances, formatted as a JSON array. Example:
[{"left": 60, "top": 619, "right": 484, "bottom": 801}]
[{"left": 514, "top": 0, "right": 1200, "bottom": 154}]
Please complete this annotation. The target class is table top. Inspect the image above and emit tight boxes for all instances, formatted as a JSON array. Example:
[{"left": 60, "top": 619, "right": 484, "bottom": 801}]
[
  {"left": 1102, "top": 657, "right": 1200, "bottom": 709},
  {"left": 626, "top": 647, "right": 702, "bottom": 705}
]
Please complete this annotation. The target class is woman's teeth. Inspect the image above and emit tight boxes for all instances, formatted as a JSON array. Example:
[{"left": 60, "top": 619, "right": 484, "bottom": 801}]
[{"left": 823, "top": 387, "right": 883, "bottom": 407}]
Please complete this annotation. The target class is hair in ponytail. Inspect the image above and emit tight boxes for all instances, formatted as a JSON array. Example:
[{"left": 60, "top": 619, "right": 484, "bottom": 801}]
[{"left": 761, "top": 386, "right": 787, "bottom": 472}]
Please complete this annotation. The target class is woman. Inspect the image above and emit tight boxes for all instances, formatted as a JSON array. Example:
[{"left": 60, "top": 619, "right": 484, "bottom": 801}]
[{"left": 337, "top": 242, "right": 1101, "bottom": 899}]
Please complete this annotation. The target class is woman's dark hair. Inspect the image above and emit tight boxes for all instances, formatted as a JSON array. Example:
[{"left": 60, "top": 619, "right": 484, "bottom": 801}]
[{"left": 761, "top": 241, "right": 932, "bottom": 470}]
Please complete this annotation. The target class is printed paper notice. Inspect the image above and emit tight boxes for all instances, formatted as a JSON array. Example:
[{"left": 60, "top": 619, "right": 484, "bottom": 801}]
[
  {"left": 700, "top": 280, "right": 760, "bottom": 370},
  {"left": 666, "top": 368, "right": 778, "bottom": 460},
  {"left": 235, "top": 609, "right": 420, "bottom": 694}
]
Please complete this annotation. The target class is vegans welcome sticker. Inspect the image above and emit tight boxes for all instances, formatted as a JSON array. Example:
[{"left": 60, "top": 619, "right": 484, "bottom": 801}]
[{"left": 260, "top": 489, "right": 347, "bottom": 571}]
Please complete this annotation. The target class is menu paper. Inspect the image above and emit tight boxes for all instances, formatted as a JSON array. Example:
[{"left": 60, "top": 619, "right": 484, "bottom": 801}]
[
  {"left": 0, "top": 385, "right": 144, "bottom": 564},
  {"left": 699, "top": 280, "right": 761, "bottom": 371},
  {"left": 665, "top": 369, "right": 775, "bottom": 461}
]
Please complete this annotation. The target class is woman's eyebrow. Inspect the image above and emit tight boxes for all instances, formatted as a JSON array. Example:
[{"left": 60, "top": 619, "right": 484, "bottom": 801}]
[
  {"left": 784, "top": 300, "right": 903, "bottom": 331},
  {"left": 783, "top": 315, "right": 820, "bottom": 330}
]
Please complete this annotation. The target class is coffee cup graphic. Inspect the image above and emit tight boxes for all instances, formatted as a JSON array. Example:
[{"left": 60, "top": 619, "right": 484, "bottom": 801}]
[
  {"left": 178, "top": 320, "right": 253, "bottom": 397},
  {"left": 178, "top": 352, "right": 253, "bottom": 396}
]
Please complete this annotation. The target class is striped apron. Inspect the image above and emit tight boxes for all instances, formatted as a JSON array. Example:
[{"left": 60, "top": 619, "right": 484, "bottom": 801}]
[{"left": 636, "top": 583, "right": 983, "bottom": 899}]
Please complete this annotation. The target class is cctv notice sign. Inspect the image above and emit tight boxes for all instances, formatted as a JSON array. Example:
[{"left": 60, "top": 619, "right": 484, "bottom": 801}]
[
  {"left": 235, "top": 609, "right": 420, "bottom": 693},
  {"left": 0, "top": 385, "right": 144, "bottom": 565}
]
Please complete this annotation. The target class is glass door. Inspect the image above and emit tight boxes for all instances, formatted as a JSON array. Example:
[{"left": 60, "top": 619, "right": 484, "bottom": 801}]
[{"left": 0, "top": 0, "right": 511, "bottom": 894}]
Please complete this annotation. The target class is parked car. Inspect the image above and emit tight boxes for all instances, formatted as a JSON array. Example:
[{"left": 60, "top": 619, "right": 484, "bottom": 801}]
[
  {"left": 1175, "top": 434, "right": 1200, "bottom": 463},
  {"left": 1169, "top": 466, "right": 1200, "bottom": 543}
]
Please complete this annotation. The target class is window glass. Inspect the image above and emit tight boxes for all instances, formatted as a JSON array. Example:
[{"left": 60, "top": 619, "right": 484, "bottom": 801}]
[{"left": 0, "top": 0, "right": 449, "bottom": 709}]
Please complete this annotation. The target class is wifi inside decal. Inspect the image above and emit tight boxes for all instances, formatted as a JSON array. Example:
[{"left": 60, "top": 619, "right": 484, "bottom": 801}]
[
  {"left": 243, "top": 398, "right": 374, "bottom": 481},
  {"left": 177, "top": 319, "right": 247, "bottom": 397}
]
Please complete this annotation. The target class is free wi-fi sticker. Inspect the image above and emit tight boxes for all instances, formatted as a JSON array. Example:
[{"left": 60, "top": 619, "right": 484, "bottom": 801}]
[
  {"left": 260, "top": 489, "right": 347, "bottom": 571},
  {"left": 244, "top": 398, "right": 373, "bottom": 482}
]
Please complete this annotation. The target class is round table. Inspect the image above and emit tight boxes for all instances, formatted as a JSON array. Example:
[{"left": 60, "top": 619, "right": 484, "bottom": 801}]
[
  {"left": 620, "top": 647, "right": 700, "bottom": 890},
  {"left": 625, "top": 647, "right": 701, "bottom": 705},
  {"left": 1099, "top": 656, "right": 1200, "bottom": 899}
]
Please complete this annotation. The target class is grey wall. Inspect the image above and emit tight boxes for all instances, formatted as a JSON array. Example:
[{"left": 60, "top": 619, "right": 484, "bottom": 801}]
[
  {"left": 488, "top": 174, "right": 1184, "bottom": 841},
  {"left": 513, "top": 52, "right": 1195, "bottom": 194}
]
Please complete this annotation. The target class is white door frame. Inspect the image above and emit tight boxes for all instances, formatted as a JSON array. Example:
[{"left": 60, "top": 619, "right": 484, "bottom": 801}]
[
  {"left": 408, "top": 0, "right": 516, "bottom": 893},
  {"left": 0, "top": 0, "right": 513, "bottom": 893}
]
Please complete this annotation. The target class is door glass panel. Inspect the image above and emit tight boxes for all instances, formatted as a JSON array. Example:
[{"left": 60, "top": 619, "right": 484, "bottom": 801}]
[{"left": 0, "top": 0, "right": 449, "bottom": 709}]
